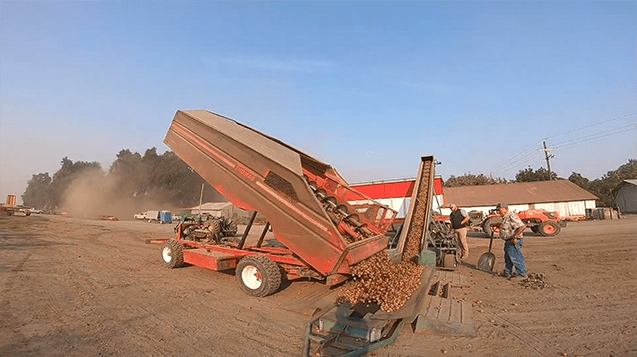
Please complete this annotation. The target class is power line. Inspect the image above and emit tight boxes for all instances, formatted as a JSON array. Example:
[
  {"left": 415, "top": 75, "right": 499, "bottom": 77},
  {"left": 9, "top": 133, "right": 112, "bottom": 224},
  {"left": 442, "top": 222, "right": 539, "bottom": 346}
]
[
  {"left": 491, "top": 112, "right": 637, "bottom": 176},
  {"left": 546, "top": 111, "right": 637, "bottom": 140},
  {"left": 490, "top": 139, "right": 543, "bottom": 172},
  {"left": 492, "top": 149, "right": 544, "bottom": 175},
  {"left": 553, "top": 122, "right": 637, "bottom": 150}
]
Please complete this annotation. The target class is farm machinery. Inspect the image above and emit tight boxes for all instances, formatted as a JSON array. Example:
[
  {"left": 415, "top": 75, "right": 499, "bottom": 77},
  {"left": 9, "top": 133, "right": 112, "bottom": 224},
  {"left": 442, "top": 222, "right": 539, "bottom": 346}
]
[
  {"left": 161, "top": 110, "right": 399, "bottom": 297},
  {"left": 157, "top": 110, "right": 468, "bottom": 356},
  {"left": 176, "top": 213, "right": 238, "bottom": 243},
  {"left": 159, "top": 110, "right": 450, "bottom": 356},
  {"left": 482, "top": 209, "right": 565, "bottom": 237},
  {"left": 1, "top": 195, "right": 31, "bottom": 217},
  {"left": 435, "top": 208, "right": 566, "bottom": 237}
]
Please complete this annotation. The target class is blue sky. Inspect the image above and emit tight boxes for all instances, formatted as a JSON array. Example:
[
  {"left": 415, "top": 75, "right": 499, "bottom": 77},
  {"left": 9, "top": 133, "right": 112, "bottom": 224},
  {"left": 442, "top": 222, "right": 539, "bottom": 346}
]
[{"left": 1, "top": 1, "right": 635, "bottom": 204}]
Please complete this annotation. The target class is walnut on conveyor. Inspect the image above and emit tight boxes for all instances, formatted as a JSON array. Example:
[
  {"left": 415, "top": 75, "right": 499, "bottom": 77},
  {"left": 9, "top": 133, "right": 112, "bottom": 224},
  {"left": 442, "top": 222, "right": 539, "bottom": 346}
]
[{"left": 338, "top": 162, "right": 432, "bottom": 312}]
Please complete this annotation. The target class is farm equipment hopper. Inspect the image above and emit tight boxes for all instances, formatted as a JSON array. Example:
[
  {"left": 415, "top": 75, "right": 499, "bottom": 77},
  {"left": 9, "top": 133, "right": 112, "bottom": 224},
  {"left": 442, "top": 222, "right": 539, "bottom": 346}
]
[{"left": 161, "top": 110, "right": 398, "bottom": 296}]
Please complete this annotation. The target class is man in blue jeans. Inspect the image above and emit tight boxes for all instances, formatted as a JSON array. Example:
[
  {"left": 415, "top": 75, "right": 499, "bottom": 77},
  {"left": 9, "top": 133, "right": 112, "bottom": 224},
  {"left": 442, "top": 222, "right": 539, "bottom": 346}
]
[{"left": 495, "top": 203, "right": 528, "bottom": 278}]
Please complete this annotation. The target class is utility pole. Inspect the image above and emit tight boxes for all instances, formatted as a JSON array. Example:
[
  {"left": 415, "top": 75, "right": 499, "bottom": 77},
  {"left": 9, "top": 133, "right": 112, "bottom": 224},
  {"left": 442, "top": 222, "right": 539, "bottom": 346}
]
[
  {"left": 198, "top": 183, "right": 204, "bottom": 215},
  {"left": 543, "top": 141, "right": 554, "bottom": 180}
]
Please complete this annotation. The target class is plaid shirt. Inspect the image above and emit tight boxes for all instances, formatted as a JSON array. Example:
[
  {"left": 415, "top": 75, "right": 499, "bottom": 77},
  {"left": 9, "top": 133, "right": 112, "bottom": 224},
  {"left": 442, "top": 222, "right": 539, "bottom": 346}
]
[{"left": 500, "top": 211, "right": 525, "bottom": 240}]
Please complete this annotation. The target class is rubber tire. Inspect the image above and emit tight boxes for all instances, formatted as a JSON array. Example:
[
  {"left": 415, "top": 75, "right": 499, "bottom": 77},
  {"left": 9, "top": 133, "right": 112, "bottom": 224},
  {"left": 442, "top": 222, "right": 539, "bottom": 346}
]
[
  {"left": 483, "top": 217, "right": 503, "bottom": 237},
  {"left": 442, "top": 253, "right": 457, "bottom": 270},
  {"left": 530, "top": 226, "right": 540, "bottom": 234},
  {"left": 161, "top": 240, "right": 185, "bottom": 268},
  {"left": 236, "top": 256, "right": 282, "bottom": 297},
  {"left": 538, "top": 221, "right": 561, "bottom": 237},
  {"left": 209, "top": 219, "right": 222, "bottom": 238}
]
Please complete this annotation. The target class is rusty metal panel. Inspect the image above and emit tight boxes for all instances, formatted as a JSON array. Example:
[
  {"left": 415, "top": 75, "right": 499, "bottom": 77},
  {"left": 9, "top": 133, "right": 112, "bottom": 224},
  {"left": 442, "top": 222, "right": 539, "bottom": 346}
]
[
  {"left": 165, "top": 110, "right": 391, "bottom": 276},
  {"left": 183, "top": 249, "right": 239, "bottom": 271}
]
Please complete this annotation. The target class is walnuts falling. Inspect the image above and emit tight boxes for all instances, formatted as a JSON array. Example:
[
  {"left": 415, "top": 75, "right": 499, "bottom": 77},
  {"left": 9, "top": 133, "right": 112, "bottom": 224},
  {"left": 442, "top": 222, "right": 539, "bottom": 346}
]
[
  {"left": 340, "top": 252, "right": 425, "bottom": 312},
  {"left": 338, "top": 161, "right": 433, "bottom": 312}
]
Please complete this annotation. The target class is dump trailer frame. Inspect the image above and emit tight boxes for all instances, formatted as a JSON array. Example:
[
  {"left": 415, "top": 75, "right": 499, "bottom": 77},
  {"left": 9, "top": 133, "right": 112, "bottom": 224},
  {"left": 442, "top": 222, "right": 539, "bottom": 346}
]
[{"left": 161, "top": 110, "right": 397, "bottom": 296}]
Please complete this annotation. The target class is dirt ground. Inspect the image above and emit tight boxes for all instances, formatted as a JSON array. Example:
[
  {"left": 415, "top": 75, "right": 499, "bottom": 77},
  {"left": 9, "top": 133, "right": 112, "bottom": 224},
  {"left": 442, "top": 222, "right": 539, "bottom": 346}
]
[{"left": 0, "top": 214, "right": 635, "bottom": 357}]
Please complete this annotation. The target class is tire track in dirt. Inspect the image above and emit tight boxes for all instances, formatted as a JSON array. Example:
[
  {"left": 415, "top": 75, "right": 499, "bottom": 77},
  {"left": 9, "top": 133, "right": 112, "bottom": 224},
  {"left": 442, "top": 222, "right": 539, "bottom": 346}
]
[{"left": 478, "top": 309, "right": 557, "bottom": 357}]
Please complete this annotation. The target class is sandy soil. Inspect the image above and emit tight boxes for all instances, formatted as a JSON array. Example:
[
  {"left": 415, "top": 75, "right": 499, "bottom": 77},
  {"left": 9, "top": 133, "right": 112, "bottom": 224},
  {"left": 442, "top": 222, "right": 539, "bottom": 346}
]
[{"left": 0, "top": 214, "right": 635, "bottom": 356}]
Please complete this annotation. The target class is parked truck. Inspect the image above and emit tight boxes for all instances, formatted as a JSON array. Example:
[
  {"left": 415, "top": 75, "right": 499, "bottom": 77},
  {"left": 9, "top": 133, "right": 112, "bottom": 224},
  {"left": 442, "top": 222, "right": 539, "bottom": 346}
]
[{"left": 134, "top": 210, "right": 173, "bottom": 223}]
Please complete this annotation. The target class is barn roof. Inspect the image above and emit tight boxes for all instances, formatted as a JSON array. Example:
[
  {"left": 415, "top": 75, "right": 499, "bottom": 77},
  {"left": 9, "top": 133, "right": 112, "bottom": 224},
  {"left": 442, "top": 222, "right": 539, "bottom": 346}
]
[{"left": 443, "top": 180, "right": 598, "bottom": 207}]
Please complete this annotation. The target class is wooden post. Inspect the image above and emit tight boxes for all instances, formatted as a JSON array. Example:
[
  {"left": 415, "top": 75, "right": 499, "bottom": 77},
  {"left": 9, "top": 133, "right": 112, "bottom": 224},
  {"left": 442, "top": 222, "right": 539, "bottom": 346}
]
[{"left": 198, "top": 183, "right": 204, "bottom": 215}]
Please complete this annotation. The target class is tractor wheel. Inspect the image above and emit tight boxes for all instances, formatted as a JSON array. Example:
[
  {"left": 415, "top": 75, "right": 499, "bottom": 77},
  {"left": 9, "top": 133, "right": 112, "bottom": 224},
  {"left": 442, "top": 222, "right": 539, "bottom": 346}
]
[
  {"left": 538, "top": 221, "right": 561, "bottom": 237},
  {"left": 161, "top": 240, "right": 185, "bottom": 268},
  {"left": 236, "top": 255, "right": 282, "bottom": 297},
  {"left": 483, "top": 217, "right": 502, "bottom": 237},
  {"left": 442, "top": 253, "right": 457, "bottom": 270},
  {"left": 530, "top": 226, "right": 540, "bottom": 234},
  {"left": 209, "top": 219, "right": 222, "bottom": 238}
]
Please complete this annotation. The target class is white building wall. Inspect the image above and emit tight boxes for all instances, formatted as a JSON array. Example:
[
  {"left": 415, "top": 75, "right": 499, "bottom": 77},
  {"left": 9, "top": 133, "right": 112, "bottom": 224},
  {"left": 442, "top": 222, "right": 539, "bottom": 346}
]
[
  {"left": 353, "top": 197, "right": 595, "bottom": 219},
  {"left": 534, "top": 200, "right": 592, "bottom": 217}
]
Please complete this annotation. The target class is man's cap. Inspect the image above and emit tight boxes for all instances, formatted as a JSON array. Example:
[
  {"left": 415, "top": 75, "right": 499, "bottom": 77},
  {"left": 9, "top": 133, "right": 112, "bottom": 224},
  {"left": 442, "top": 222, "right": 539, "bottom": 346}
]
[
  {"left": 496, "top": 203, "right": 508, "bottom": 209},
  {"left": 449, "top": 203, "right": 457, "bottom": 208}
]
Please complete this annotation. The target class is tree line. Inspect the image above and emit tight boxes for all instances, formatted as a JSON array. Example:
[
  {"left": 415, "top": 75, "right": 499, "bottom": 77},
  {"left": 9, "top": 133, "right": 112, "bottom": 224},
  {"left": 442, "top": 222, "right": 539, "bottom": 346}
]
[
  {"left": 22, "top": 148, "right": 636, "bottom": 211},
  {"left": 22, "top": 148, "right": 221, "bottom": 212}
]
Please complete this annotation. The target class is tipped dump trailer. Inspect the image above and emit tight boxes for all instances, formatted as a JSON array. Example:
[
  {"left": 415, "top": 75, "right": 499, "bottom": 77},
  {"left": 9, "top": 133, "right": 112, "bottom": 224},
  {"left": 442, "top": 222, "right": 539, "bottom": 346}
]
[{"left": 161, "top": 110, "right": 397, "bottom": 296}]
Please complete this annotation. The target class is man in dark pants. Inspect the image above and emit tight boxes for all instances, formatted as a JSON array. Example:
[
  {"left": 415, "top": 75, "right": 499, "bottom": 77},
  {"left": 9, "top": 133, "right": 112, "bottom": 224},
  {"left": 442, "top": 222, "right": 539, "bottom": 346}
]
[
  {"left": 496, "top": 203, "right": 527, "bottom": 278},
  {"left": 449, "top": 203, "right": 470, "bottom": 259}
]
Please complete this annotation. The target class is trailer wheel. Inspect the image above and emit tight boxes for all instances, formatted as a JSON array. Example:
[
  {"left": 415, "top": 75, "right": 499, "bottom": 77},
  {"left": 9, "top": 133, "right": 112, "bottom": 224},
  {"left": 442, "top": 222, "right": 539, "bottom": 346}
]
[
  {"left": 161, "top": 240, "right": 185, "bottom": 268},
  {"left": 236, "top": 256, "right": 281, "bottom": 297},
  {"left": 483, "top": 217, "right": 502, "bottom": 237},
  {"left": 538, "top": 221, "right": 561, "bottom": 237},
  {"left": 442, "top": 253, "right": 457, "bottom": 270}
]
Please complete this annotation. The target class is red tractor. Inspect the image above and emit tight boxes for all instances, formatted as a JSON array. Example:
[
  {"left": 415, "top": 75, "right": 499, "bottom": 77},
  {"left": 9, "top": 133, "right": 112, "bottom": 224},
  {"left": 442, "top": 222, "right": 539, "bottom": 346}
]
[
  {"left": 434, "top": 208, "right": 565, "bottom": 237},
  {"left": 482, "top": 209, "right": 565, "bottom": 237}
]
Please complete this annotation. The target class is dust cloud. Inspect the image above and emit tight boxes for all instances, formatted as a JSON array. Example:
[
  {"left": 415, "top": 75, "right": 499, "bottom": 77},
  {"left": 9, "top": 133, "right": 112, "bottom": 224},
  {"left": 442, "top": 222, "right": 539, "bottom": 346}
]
[{"left": 60, "top": 171, "right": 183, "bottom": 220}]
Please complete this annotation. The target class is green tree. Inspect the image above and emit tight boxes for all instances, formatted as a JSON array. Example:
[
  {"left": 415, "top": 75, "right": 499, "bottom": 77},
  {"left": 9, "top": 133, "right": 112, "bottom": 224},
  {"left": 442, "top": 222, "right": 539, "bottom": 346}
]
[
  {"left": 593, "top": 159, "right": 637, "bottom": 207},
  {"left": 567, "top": 160, "right": 636, "bottom": 207},
  {"left": 21, "top": 172, "right": 53, "bottom": 208},
  {"left": 109, "top": 149, "right": 145, "bottom": 198},
  {"left": 146, "top": 151, "right": 220, "bottom": 207},
  {"left": 445, "top": 173, "right": 508, "bottom": 187},
  {"left": 568, "top": 172, "right": 590, "bottom": 188},
  {"left": 515, "top": 166, "right": 558, "bottom": 182}
]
